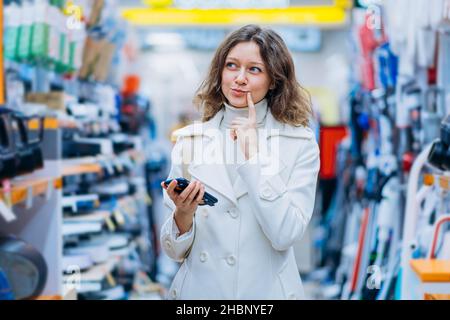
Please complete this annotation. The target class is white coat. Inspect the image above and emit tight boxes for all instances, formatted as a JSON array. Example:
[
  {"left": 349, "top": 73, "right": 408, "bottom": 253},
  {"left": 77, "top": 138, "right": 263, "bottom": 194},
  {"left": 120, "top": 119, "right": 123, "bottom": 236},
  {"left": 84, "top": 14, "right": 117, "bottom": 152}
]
[{"left": 160, "top": 107, "right": 320, "bottom": 300}]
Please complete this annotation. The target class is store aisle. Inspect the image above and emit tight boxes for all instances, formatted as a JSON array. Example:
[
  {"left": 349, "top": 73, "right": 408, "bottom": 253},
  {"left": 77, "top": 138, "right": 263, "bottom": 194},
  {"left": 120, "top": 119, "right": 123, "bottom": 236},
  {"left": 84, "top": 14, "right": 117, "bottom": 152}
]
[{"left": 0, "top": 0, "right": 449, "bottom": 301}]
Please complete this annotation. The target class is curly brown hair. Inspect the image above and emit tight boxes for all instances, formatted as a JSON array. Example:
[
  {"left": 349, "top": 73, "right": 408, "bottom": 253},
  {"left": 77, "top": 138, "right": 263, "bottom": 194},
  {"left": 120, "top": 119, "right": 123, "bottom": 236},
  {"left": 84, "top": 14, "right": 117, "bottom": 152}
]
[{"left": 193, "top": 24, "right": 312, "bottom": 127}]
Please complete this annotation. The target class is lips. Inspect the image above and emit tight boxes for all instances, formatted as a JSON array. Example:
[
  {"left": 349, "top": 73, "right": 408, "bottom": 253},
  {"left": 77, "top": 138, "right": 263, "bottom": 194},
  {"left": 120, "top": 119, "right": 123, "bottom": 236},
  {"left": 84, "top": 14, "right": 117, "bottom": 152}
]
[{"left": 231, "top": 88, "right": 248, "bottom": 97}]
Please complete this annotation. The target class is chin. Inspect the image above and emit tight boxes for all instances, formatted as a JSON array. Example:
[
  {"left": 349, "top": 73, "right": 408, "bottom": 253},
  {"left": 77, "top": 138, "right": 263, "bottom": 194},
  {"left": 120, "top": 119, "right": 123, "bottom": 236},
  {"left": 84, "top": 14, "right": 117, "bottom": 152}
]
[{"left": 226, "top": 97, "right": 247, "bottom": 108}]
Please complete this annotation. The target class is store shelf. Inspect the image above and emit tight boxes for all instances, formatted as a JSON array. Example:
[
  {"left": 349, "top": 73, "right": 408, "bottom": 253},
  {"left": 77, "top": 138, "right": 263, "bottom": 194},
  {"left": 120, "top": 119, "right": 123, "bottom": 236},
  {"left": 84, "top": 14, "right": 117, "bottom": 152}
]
[
  {"left": 28, "top": 118, "right": 78, "bottom": 130},
  {"left": 64, "top": 257, "right": 120, "bottom": 283},
  {"left": 424, "top": 294, "right": 450, "bottom": 300},
  {"left": 61, "top": 148, "right": 143, "bottom": 177},
  {"left": 121, "top": 6, "right": 349, "bottom": 27},
  {"left": 410, "top": 259, "right": 450, "bottom": 282},
  {"left": 0, "top": 177, "right": 63, "bottom": 206},
  {"left": 33, "top": 296, "right": 62, "bottom": 300},
  {"left": 128, "top": 149, "right": 146, "bottom": 163},
  {"left": 64, "top": 210, "right": 111, "bottom": 223},
  {"left": 62, "top": 163, "right": 103, "bottom": 177},
  {"left": 62, "top": 222, "right": 103, "bottom": 237}
]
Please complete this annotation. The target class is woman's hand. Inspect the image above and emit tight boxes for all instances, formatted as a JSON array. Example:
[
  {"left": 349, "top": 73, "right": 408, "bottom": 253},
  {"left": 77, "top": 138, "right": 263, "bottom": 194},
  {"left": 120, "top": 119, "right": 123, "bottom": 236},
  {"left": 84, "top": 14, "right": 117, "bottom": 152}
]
[
  {"left": 230, "top": 92, "right": 259, "bottom": 160},
  {"left": 161, "top": 179, "right": 205, "bottom": 235}
]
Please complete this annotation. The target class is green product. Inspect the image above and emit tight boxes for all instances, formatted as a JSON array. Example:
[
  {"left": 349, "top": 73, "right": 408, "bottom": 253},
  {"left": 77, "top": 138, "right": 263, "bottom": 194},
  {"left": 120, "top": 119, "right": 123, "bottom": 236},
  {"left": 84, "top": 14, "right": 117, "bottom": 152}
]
[
  {"left": 4, "top": 27, "right": 20, "bottom": 60},
  {"left": 68, "top": 41, "right": 76, "bottom": 72},
  {"left": 30, "top": 0, "right": 51, "bottom": 65},
  {"left": 16, "top": 2, "right": 33, "bottom": 61},
  {"left": 30, "top": 18, "right": 50, "bottom": 63},
  {"left": 4, "top": 3, "right": 21, "bottom": 61},
  {"left": 56, "top": 31, "right": 68, "bottom": 73}
]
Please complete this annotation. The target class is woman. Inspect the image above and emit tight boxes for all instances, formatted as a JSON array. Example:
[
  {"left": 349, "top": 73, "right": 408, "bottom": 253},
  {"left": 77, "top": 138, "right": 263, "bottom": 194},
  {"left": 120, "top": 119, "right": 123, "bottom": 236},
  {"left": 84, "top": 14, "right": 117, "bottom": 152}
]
[{"left": 160, "top": 24, "right": 320, "bottom": 300}]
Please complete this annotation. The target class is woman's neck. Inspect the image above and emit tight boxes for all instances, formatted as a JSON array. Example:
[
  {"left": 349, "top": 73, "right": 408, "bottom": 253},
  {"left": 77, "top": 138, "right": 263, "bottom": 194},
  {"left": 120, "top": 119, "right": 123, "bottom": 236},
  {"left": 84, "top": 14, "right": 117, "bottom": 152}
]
[{"left": 220, "top": 98, "right": 269, "bottom": 129}]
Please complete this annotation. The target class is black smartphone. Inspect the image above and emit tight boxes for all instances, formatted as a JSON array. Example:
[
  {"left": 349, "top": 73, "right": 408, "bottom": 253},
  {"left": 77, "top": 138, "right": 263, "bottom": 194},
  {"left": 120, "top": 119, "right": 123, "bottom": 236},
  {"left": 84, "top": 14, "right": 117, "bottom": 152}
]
[{"left": 164, "top": 178, "right": 218, "bottom": 206}]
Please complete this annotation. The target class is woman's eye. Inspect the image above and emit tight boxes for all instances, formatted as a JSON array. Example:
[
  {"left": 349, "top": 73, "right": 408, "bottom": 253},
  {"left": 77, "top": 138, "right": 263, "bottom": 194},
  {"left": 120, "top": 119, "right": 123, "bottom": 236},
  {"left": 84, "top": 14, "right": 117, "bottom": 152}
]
[
  {"left": 226, "top": 62, "right": 237, "bottom": 68},
  {"left": 249, "top": 67, "right": 262, "bottom": 73}
]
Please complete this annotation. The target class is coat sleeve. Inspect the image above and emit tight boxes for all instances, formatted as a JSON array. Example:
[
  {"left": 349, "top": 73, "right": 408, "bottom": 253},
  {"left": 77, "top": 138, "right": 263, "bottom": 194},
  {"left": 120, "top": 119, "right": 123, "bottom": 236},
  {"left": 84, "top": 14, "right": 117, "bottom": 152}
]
[
  {"left": 160, "top": 136, "right": 196, "bottom": 262},
  {"left": 236, "top": 137, "right": 320, "bottom": 251}
]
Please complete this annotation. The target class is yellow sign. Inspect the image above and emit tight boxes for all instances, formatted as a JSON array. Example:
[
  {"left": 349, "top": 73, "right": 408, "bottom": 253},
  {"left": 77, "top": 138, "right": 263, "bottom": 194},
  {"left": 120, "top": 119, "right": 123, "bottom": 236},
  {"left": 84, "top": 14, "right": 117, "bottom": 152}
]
[
  {"left": 143, "top": 0, "right": 173, "bottom": 8},
  {"left": 122, "top": 6, "right": 348, "bottom": 27}
]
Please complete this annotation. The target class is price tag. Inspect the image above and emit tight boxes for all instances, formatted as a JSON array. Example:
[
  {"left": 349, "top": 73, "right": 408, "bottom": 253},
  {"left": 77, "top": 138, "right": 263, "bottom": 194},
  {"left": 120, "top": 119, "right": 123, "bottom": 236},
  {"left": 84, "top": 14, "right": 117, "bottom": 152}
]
[
  {"left": 114, "top": 159, "right": 123, "bottom": 173},
  {"left": 46, "top": 181, "right": 53, "bottom": 200},
  {"left": 2, "top": 180, "right": 13, "bottom": 208},
  {"left": 144, "top": 192, "right": 153, "bottom": 206},
  {"left": 113, "top": 209, "right": 126, "bottom": 226},
  {"left": 105, "top": 216, "right": 116, "bottom": 232},
  {"left": 0, "top": 199, "right": 16, "bottom": 223},
  {"left": 25, "top": 186, "right": 33, "bottom": 209},
  {"left": 103, "top": 160, "right": 115, "bottom": 176},
  {"left": 105, "top": 272, "right": 116, "bottom": 287}
]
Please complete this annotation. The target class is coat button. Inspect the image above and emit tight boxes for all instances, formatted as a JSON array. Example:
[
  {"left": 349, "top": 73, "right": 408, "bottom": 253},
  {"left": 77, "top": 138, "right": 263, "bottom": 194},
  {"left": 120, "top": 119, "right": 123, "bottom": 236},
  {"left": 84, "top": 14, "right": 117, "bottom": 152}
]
[
  {"left": 199, "top": 251, "right": 208, "bottom": 262},
  {"left": 165, "top": 240, "right": 172, "bottom": 249},
  {"left": 171, "top": 289, "right": 177, "bottom": 299},
  {"left": 262, "top": 187, "right": 272, "bottom": 198},
  {"left": 288, "top": 293, "right": 296, "bottom": 300},
  {"left": 202, "top": 208, "right": 209, "bottom": 217},
  {"left": 226, "top": 255, "right": 236, "bottom": 266},
  {"left": 227, "top": 208, "right": 238, "bottom": 219}
]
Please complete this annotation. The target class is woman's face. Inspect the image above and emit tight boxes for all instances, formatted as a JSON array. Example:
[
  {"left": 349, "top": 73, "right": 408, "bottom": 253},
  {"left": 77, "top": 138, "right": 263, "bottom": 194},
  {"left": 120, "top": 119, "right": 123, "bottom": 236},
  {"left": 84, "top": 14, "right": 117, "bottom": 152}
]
[{"left": 221, "top": 41, "right": 271, "bottom": 108}]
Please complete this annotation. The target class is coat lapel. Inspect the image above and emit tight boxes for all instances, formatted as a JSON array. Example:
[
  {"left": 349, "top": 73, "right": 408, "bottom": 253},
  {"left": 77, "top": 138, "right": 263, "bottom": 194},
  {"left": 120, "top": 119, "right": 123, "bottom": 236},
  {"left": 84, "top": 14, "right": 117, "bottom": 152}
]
[
  {"left": 173, "top": 109, "right": 238, "bottom": 206},
  {"left": 189, "top": 133, "right": 238, "bottom": 206}
]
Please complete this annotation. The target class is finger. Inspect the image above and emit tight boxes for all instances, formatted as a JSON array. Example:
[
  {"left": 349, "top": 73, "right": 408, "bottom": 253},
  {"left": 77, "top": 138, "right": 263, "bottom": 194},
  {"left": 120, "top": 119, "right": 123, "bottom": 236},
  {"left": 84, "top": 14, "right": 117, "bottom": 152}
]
[
  {"left": 192, "top": 184, "right": 204, "bottom": 203},
  {"left": 230, "top": 124, "right": 244, "bottom": 131},
  {"left": 165, "top": 182, "right": 179, "bottom": 200},
  {"left": 247, "top": 92, "right": 256, "bottom": 123},
  {"left": 178, "top": 181, "right": 195, "bottom": 201},
  {"left": 230, "top": 129, "right": 236, "bottom": 140},
  {"left": 185, "top": 181, "right": 201, "bottom": 204},
  {"left": 180, "top": 181, "right": 199, "bottom": 203},
  {"left": 161, "top": 181, "right": 166, "bottom": 190},
  {"left": 166, "top": 180, "right": 177, "bottom": 193},
  {"left": 196, "top": 185, "right": 205, "bottom": 204}
]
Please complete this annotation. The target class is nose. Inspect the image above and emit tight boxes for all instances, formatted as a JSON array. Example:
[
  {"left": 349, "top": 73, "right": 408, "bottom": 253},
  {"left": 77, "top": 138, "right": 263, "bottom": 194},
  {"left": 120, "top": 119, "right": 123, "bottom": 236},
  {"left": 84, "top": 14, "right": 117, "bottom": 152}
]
[{"left": 234, "top": 68, "right": 247, "bottom": 85}]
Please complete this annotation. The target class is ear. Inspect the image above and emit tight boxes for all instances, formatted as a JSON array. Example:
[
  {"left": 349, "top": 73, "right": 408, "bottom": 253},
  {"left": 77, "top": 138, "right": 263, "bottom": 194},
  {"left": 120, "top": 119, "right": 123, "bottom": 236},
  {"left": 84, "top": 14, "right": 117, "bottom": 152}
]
[{"left": 269, "top": 83, "right": 276, "bottom": 90}]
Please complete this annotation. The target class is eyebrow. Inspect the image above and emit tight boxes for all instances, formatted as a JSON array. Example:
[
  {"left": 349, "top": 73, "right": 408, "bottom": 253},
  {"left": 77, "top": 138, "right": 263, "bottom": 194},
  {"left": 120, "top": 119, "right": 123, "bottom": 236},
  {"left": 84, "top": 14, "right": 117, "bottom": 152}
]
[{"left": 227, "top": 57, "right": 265, "bottom": 67}]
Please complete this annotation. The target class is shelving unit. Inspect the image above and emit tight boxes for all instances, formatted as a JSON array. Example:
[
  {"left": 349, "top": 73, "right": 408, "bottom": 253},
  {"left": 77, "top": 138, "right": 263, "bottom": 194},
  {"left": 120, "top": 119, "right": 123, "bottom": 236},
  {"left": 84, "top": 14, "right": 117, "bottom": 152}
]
[
  {"left": 62, "top": 163, "right": 103, "bottom": 177},
  {"left": 0, "top": 118, "right": 152, "bottom": 299},
  {"left": 0, "top": 171, "right": 64, "bottom": 298},
  {"left": 0, "top": 0, "right": 161, "bottom": 301},
  {"left": 410, "top": 259, "right": 450, "bottom": 299},
  {"left": 0, "top": 177, "right": 62, "bottom": 206}
]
